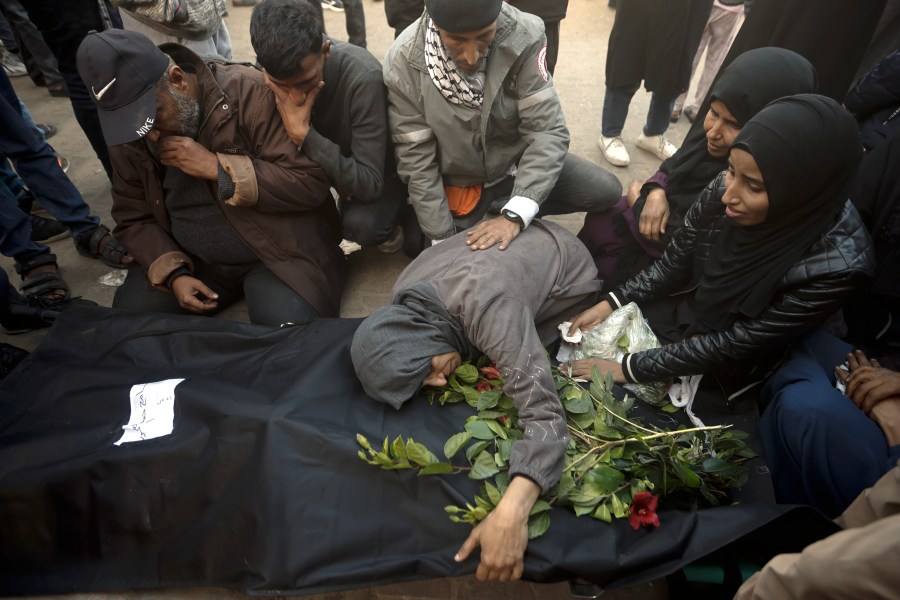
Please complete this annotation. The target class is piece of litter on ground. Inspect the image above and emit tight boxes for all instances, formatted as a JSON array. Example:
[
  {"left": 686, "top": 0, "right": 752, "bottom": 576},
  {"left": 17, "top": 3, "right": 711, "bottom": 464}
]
[
  {"left": 99, "top": 270, "right": 127, "bottom": 286},
  {"left": 340, "top": 239, "right": 362, "bottom": 256},
  {"left": 558, "top": 321, "right": 582, "bottom": 343}
]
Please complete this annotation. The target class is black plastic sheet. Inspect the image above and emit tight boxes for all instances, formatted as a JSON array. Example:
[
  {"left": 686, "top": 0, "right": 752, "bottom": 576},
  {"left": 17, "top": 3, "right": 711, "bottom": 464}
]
[{"left": 0, "top": 307, "right": 838, "bottom": 595}]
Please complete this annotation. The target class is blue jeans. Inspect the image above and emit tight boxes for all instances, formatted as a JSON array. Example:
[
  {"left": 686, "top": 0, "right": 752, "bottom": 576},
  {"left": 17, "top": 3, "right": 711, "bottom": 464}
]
[
  {"left": 601, "top": 83, "right": 676, "bottom": 138},
  {"left": 0, "top": 71, "right": 98, "bottom": 263},
  {"left": 18, "top": 0, "right": 112, "bottom": 179}
]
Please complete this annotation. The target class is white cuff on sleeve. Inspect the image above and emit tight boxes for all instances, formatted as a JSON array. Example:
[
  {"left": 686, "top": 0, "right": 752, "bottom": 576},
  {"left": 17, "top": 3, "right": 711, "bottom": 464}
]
[{"left": 502, "top": 196, "right": 540, "bottom": 229}]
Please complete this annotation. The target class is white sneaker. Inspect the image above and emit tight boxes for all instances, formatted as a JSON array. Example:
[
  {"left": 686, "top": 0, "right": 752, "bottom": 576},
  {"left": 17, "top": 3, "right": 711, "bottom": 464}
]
[
  {"left": 636, "top": 133, "right": 678, "bottom": 160},
  {"left": 598, "top": 135, "right": 630, "bottom": 167},
  {"left": 0, "top": 46, "right": 27, "bottom": 77}
]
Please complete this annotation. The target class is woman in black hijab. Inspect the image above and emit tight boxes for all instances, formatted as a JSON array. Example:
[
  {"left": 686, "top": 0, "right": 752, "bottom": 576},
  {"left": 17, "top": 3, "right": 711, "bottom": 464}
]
[
  {"left": 564, "top": 95, "right": 874, "bottom": 400},
  {"left": 579, "top": 47, "right": 817, "bottom": 290}
]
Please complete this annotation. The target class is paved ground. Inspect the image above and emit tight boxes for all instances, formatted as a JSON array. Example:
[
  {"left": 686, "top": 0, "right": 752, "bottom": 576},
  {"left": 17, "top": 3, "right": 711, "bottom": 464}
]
[{"left": 3, "top": 0, "right": 697, "bottom": 597}]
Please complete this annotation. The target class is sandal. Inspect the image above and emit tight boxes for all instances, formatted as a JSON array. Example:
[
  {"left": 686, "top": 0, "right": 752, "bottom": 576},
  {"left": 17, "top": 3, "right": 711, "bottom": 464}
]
[
  {"left": 74, "top": 224, "right": 132, "bottom": 268},
  {"left": 14, "top": 253, "right": 71, "bottom": 309}
]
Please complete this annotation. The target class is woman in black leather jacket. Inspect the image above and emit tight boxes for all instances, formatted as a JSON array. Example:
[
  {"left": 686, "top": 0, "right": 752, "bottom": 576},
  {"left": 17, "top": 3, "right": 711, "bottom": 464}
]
[{"left": 565, "top": 94, "right": 875, "bottom": 398}]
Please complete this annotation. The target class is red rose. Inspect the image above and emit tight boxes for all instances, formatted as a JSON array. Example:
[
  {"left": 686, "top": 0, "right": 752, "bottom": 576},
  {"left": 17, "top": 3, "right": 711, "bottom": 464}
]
[
  {"left": 628, "top": 492, "right": 660, "bottom": 530},
  {"left": 497, "top": 415, "right": 509, "bottom": 424},
  {"left": 480, "top": 365, "right": 502, "bottom": 380},
  {"left": 475, "top": 381, "right": 492, "bottom": 392}
]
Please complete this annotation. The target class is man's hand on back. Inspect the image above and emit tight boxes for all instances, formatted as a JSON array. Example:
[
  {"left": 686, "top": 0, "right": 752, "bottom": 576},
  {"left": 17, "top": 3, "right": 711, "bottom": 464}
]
[{"left": 466, "top": 216, "right": 522, "bottom": 251}]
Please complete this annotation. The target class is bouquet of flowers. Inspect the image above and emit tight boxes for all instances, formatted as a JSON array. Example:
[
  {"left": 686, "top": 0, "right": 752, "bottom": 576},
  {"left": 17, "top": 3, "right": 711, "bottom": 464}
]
[{"left": 357, "top": 358, "right": 754, "bottom": 538}]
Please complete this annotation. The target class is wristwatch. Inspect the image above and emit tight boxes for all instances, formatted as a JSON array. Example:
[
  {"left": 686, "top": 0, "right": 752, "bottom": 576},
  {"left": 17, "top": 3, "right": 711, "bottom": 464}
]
[{"left": 501, "top": 208, "right": 524, "bottom": 227}]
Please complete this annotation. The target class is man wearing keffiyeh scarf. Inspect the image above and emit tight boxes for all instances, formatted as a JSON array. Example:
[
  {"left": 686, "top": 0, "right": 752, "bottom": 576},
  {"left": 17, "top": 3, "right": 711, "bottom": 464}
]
[{"left": 384, "top": 0, "right": 621, "bottom": 255}]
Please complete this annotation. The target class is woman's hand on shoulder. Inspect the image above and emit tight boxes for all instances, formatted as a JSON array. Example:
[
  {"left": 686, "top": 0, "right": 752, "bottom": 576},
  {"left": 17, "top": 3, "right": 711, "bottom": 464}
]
[
  {"left": 567, "top": 301, "right": 613, "bottom": 337},
  {"left": 638, "top": 188, "right": 670, "bottom": 242}
]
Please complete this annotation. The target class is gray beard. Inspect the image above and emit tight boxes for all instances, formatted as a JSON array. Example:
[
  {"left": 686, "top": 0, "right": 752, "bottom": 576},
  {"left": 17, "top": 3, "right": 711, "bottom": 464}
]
[{"left": 147, "top": 86, "right": 201, "bottom": 160}]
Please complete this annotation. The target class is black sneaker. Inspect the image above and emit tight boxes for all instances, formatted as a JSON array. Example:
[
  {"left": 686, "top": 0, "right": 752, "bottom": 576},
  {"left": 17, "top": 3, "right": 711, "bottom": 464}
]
[
  {"left": 0, "top": 343, "right": 28, "bottom": 380},
  {"left": 30, "top": 214, "right": 68, "bottom": 243},
  {"left": 321, "top": 0, "right": 344, "bottom": 11}
]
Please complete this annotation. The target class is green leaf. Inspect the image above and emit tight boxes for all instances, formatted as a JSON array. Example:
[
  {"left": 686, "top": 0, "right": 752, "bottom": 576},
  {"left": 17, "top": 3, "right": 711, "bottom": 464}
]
[
  {"left": 555, "top": 472, "right": 576, "bottom": 500},
  {"left": 419, "top": 462, "right": 454, "bottom": 475},
  {"left": 462, "top": 386, "right": 480, "bottom": 407},
  {"left": 582, "top": 465, "right": 626, "bottom": 495},
  {"left": 475, "top": 495, "right": 493, "bottom": 511},
  {"left": 465, "top": 420, "right": 495, "bottom": 440},
  {"left": 465, "top": 440, "right": 490, "bottom": 461},
  {"left": 496, "top": 438, "right": 513, "bottom": 463},
  {"left": 527, "top": 512, "right": 551, "bottom": 539},
  {"left": 486, "top": 420, "right": 509, "bottom": 440},
  {"left": 592, "top": 420, "right": 623, "bottom": 439},
  {"left": 574, "top": 502, "right": 598, "bottom": 516},
  {"left": 660, "top": 403, "right": 680, "bottom": 413},
  {"left": 455, "top": 364, "right": 479, "bottom": 384},
  {"left": 529, "top": 499, "right": 552, "bottom": 516},
  {"left": 593, "top": 502, "right": 612, "bottom": 523},
  {"left": 609, "top": 493, "right": 628, "bottom": 519},
  {"left": 616, "top": 334, "right": 630, "bottom": 351},
  {"left": 702, "top": 457, "right": 733, "bottom": 474},
  {"left": 406, "top": 440, "right": 439, "bottom": 466},
  {"left": 373, "top": 452, "right": 393, "bottom": 467},
  {"left": 391, "top": 435, "right": 408, "bottom": 463},
  {"left": 470, "top": 450, "right": 500, "bottom": 480},
  {"left": 677, "top": 462, "right": 702, "bottom": 488},
  {"left": 476, "top": 389, "right": 501, "bottom": 410},
  {"left": 444, "top": 432, "right": 473, "bottom": 459},
  {"left": 564, "top": 392, "right": 592, "bottom": 414},
  {"left": 484, "top": 481, "right": 502, "bottom": 505}
]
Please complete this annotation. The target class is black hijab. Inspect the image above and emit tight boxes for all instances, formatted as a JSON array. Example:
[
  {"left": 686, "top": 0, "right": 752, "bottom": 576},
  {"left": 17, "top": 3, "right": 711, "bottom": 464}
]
[
  {"left": 692, "top": 94, "right": 863, "bottom": 330},
  {"left": 660, "top": 48, "right": 818, "bottom": 217}
]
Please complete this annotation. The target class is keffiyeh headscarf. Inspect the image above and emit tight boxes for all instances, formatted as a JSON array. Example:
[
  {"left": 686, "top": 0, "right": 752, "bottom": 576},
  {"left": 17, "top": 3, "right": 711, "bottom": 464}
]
[{"left": 424, "top": 16, "right": 485, "bottom": 109}]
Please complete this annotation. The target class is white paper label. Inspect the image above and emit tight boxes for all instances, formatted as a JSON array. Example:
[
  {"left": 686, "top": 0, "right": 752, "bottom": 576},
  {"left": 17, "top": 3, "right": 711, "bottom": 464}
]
[{"left": 114, "top": 378, "right": 185, "bottom": 446}]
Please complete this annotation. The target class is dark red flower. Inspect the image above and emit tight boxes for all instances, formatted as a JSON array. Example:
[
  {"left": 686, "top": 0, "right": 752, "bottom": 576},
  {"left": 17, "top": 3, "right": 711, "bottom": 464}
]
[
  {"left": 497, "top": 415, "right": 509, "bottom": 424},
  {"left": 475, "top": 381, "right": 492, "bottom": 392},
  {"left": 628, "top": 492, "right": 660, "bottom": 530},
  {"left": 480, "top": 365, "right": 502, "bottom": 380}
]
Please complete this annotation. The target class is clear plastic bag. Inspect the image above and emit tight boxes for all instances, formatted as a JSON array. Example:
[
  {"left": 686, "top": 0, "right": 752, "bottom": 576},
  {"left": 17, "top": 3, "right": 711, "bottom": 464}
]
[{"left": 565, "top": 302, "right": 668, "bottom": 407}]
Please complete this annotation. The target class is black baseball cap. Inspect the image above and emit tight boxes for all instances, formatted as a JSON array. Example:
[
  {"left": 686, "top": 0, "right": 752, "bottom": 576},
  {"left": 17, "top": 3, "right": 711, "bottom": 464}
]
[
  {"left": 76, "top": 29, "right": 171, "bottom": 146},
  {"left": 425, "top": 0, "right": 502, "bottom": 33}
]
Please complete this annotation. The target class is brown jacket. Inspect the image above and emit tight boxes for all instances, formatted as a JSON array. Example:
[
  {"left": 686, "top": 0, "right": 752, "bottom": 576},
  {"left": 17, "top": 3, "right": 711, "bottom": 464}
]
[
  {"left": 108, "top": 44, "right": 345, "bottom": 317},
  {"left": 734, "top": 461, "right": 900, "bottom": 599}
]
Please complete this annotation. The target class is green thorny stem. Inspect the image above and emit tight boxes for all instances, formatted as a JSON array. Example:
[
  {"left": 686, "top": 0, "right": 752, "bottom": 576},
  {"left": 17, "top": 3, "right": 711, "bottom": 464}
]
[{"left": 557, "top": 370, "right": 732, "bottom": 476}]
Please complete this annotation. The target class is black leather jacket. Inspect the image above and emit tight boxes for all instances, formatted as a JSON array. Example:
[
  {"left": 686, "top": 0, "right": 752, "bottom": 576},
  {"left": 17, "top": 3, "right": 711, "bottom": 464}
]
[{"left": 606, "top": 173, "right": 875, "bottom": 397}]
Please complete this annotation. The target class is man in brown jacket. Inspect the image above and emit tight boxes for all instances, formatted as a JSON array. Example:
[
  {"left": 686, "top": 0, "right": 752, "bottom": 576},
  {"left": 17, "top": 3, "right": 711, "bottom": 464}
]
[{"left": 76, "top": 29, "right": 345, "bottom": 325}]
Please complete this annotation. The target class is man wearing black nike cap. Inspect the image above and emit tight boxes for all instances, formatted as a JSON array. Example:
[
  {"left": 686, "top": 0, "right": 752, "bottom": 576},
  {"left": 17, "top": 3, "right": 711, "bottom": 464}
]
[{"left": 76, "top": 29, "right": 346, "bottom": 325}]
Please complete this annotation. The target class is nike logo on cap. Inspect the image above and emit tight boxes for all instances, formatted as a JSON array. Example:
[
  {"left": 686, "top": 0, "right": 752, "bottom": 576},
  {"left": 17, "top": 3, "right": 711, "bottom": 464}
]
[{"left": 92, "top": 78, "right": 117, "bottom": 101}]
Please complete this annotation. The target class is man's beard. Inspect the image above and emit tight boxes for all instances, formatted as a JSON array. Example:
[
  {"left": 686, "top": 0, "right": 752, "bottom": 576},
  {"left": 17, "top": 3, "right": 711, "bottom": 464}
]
[
  {"left": 147, "top": 86, "right": 201, "bottom": 160},
  {"left": 169, "top": 87, "right": 201, "bottom": 139}
]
